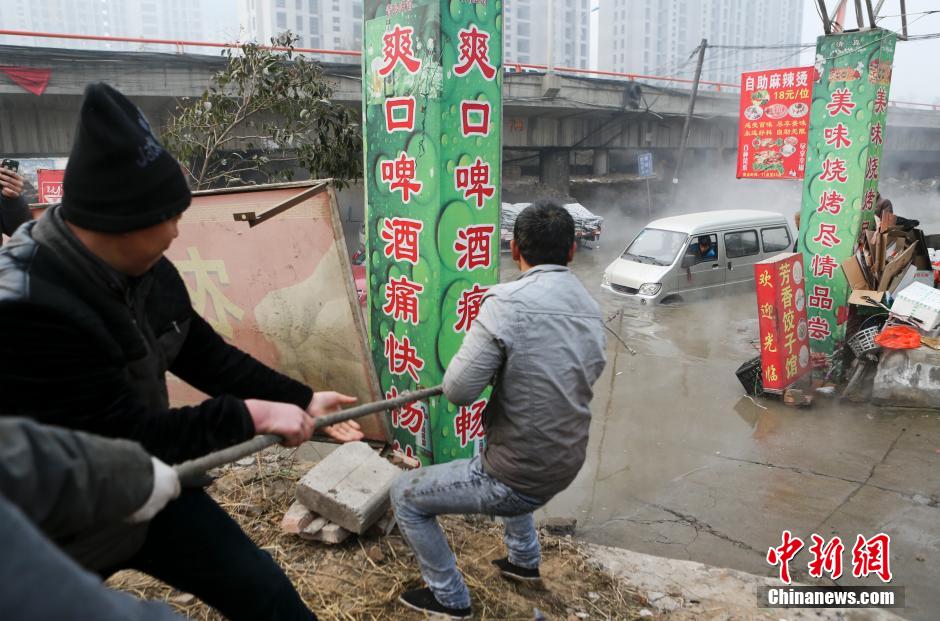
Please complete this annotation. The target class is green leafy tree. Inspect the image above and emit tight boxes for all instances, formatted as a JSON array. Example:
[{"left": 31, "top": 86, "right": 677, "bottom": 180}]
[{"left": 163, "top": 33, "right": 361, "bottom": 190}]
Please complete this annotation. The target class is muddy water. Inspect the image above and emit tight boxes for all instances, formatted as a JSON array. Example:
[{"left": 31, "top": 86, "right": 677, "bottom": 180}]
[{"left": 499, "top": 191, "right": 940, "bottom": 620}]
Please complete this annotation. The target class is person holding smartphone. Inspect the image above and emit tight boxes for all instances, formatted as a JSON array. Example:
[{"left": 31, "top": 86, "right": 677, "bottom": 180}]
[{"left": 0, "top": 159, "right": 31, "bottom": 239}]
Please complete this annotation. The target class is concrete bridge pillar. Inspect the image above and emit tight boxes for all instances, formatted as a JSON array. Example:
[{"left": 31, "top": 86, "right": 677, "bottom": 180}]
[
  {"left": 540, "top": 149, "right": 570, "bottom": 194},
  {"left": 592, "top": 149, "right": 609, "bottom": 177}
]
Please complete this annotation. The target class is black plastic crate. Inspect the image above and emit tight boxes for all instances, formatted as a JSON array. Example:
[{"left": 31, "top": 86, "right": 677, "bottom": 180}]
[{"left": 735, "top": 356, "right": 764, "bottom": 396}]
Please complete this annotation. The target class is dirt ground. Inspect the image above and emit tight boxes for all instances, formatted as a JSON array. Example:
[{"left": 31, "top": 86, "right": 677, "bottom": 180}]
[{"left": 109, "top": 450, "right": 649, "bottom": 620}]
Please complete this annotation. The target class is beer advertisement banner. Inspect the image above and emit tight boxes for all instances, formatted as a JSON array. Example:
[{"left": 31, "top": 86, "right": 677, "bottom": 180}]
[
  {"left": 754, "top": 253, "right": 811, "bottom": 392},
  {"left": 797, "top": 30, "right": 896, "bottom": 376},
  {"left": 736, "top": 66, "right": 813, "bottom": 179},
  {"left": 362, "top": 0, "right": 502, "bottom": 465}
]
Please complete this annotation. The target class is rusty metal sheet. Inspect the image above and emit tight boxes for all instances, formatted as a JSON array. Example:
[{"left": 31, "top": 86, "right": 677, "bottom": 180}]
[{"left": 166, "top": 182, "right": 387, "bottom": 443}]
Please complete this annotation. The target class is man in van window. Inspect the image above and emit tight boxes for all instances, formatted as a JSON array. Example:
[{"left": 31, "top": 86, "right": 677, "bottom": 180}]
[
  {"left": 697, "top": 235, "right": 717, "bottom": 261},
  {"left": 389, "top": 200, "right": 607, "bottom": 619}
]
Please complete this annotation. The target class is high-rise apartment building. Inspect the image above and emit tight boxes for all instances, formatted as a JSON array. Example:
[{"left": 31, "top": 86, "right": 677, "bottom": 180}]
[
  {"left": 504, "top": 0, "right": 591, "bottom": 69},
  {"left": 0, "top": 0, "right": 213, "bottom": 52},
  {"left": 238, "top": 0, "right": 362, "bottom": 63},
  {"left": 598, "top": 0, "right": 802, "bottom": 86},
  {"left": 239, "top": 0, "right": 590, "bottom": 69}
]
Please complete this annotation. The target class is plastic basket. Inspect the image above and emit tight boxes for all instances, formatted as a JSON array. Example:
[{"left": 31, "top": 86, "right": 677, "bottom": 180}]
[
  {"left": 735, "top": 356, "right": 763, "bottom": 396},
  {"left": 847, "top": 326, "right": 881, "bottom": 360}
]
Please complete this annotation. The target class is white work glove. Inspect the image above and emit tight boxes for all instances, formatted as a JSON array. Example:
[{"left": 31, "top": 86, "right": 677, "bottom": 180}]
[{"left": 126, "top": 457, "right": 181, "bottom": 523}]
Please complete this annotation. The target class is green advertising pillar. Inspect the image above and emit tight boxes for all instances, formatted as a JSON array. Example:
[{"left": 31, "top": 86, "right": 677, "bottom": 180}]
[
  {"left": 362, "top": 1, "right": 502, "bottom": 465},
  {"left": 798, "top": 29, "right": 895, "bottom": 378}
]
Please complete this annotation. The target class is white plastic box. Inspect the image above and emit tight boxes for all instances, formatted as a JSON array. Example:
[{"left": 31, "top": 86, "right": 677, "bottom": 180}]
[{"left": 892, "top": 282, "right": 940, "bottom": 332}]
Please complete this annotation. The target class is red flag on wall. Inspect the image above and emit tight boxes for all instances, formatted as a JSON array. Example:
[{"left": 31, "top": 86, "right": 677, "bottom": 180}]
[{"left": 0, "top": 66, "right": 52, "bottom": 96}]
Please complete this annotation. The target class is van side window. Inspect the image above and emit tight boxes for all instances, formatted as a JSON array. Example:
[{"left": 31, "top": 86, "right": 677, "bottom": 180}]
[
  {"left": 684, "top": 234, "right": 719, "bottom": 265},
  {"left": 761, "top": 226, "right": 792, "bottom": 252},
  {"left": 725, "top": 230, "right": 760, "bottom": 259}
]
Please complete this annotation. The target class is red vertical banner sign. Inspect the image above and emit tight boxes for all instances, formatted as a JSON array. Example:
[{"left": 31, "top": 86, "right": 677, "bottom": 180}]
[
  {"left": 37, "top": 169, "right": 64, "bottom": 204},
  {"left": 737, "top": 67, "right": 814, "bottom": 179},
  {"left": 754, "top": 253, "right": 811, "bottom": 393}
]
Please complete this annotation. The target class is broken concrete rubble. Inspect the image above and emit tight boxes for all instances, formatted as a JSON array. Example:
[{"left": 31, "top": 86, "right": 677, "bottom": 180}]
[
  {"left": 281, "top": 501, "right": 315, "bottom": 535},
  {"left": 873, "top": 348, "right": 940, "bottom": 409}
]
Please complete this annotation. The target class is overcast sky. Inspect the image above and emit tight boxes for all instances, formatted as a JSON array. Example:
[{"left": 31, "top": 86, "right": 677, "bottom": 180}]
[
  {"left": 800, "top": 0, "right": 940, "bottom": 104},
  {"left": 587, "top": 0, "right": 940, "bottom": 105}
]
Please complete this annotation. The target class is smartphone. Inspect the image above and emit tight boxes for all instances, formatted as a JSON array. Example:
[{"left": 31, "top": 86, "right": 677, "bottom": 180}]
[{"left": 0, "top": 159, "right": 19, "bottom": 173}]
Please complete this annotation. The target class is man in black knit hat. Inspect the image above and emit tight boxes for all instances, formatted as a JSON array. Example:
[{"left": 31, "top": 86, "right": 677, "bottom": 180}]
[{"left": 0, "top": 83, "right": 361, "bottom": 620}]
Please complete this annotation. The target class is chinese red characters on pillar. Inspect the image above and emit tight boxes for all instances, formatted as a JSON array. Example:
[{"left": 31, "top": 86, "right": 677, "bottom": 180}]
[
  {"left": 383, "top": 276, "right": 423, "bottom": 325},
  {"left": 385, "top": 97, "right": 416, "bottom": 132},
  {"left": 381, "top": 152, "right": 423, "bottom": 203},
  {"left": 460, "top": 101, "right": 491, "bottom": 137},
  {"left": 454, "top": 224, "right": 494, "bottom": 271},
  {"left": 384, "top": 332, "right": 425, "bottom": 382},
  {"left": 385, "top": 385, "right": 424, "bottom": 436},
  {"left": 379, "top": 25, "right": 422, "bottom": 76},
  {"left": 454, "top": 157, "right": 495, "bottom": 208},
  {"left": 453, "top": 26, "right": 496, "bottom": 80},
  {"left": 381, "top": 217, "right": 423, "bottom": 265},
  {"left": 454, "top": 284, "right": 488, "bottom": 332},
  {"left": 454, "top": 399, "right": 487, "bottom": 447}
]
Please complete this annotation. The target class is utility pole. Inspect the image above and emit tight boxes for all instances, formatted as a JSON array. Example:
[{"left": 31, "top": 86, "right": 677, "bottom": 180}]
[
  {"left": 547, "top": 0, "right": 556, "bottom": 74},
  {"left": 672, "top": 38, "right": 707, "bottom": 185}
]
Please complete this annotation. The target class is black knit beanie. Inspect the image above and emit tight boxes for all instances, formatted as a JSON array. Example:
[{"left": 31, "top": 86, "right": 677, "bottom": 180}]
[{"left": 61, "top": 82, "right": 191, "bottom": 233}]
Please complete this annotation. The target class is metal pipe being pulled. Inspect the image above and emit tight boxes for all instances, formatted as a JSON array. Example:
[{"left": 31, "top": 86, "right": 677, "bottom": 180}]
[{"left": 174, "top": 385, "right": 443, "bottom": 486}]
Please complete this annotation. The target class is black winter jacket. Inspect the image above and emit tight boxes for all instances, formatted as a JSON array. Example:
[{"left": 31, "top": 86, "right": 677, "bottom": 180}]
[
  {"left": 0, "top": 194, "right": 31, "bottom": 237},
  {"left": 0, "top": 418, "right": 181, "bottom": 620},
  {"left": 0, "top": 206, "right": 313, "bottom": 464}
]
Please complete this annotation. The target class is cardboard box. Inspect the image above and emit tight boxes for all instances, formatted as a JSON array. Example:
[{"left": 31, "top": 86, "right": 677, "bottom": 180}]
[
  {"left": 842, "top": 255, "right": 870, "bottom": 291},
  {"left": 878, "top": 242, "right": 917, "bottom": 292},
  {"left": 892, "top": 282, "right": 940, "bottom": 331},
  {"left": 849, "top": 290, "right": 885, "bottom": 308}
]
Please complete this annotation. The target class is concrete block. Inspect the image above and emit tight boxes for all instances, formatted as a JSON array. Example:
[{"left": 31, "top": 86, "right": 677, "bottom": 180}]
[
  {"left": 281, "top": 501, "right": 315, "bottom": 535},
  {"left": 300, "top": 520, "right": 350, "bottom": 544},
  {"left": 315, "top": 523, "right": 352, "bottom": 544},
  {"left": 873, "top": 348, "right": 940, "bottom": 409},
  {"left": 367, "top": 510, "right": 397, "bottom": 537},
  {"left": 299, "top": 517, "right": 328, "bottom": 540},
  {"left": 296, "top": 441, "right": 402, "bottom": 534}
]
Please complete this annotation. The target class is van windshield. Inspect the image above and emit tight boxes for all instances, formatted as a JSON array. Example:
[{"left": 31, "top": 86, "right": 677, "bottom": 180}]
[{"left": 621, "top": 228, "right": 688, "bottom": 266}]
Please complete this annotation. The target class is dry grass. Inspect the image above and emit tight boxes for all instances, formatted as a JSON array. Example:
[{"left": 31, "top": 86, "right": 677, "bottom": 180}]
[{"left": 108, "top": 448, "right": 647, "bottom": 620}]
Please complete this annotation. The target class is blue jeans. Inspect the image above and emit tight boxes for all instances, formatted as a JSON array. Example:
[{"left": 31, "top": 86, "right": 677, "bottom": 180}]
[{"left": 390, "top": 455, "right": 545, "bottom": 610}]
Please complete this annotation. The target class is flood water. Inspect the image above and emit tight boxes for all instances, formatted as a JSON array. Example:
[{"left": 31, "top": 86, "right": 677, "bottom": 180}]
[{"left": 498, "top": 183, "right": 940, "bottom": 620}]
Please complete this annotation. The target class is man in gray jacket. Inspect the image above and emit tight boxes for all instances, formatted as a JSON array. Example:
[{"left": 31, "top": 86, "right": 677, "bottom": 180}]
[
  {"left": 0, "top": 417, "right": 181, "bottom": 619},
  {"left": 391, "top": 200, "right": 608, "bottom": 619}
]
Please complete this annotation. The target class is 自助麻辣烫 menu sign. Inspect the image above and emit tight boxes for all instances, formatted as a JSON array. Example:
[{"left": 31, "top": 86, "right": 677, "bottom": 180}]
[{"left": 737, "top": 67, "right": 814, "bottom": 180}]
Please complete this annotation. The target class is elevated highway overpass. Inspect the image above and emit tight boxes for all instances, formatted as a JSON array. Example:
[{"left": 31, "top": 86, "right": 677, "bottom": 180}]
[{"left": 2, "top": 44, "right": 938, "bottom": 183}]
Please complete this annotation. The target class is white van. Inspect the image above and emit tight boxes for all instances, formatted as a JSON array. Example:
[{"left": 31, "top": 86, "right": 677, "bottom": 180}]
[{"left": 601, "top": 210, "right": 793, "bottom": 304}]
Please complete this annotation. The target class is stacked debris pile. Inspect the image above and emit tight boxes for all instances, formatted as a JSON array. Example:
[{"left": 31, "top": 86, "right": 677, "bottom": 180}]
[
  {"left": 108, "top": 446, "right": 645, "bottom": 620},
  {"left": 501, "top": 202, "right": 603, "bottom": 250}
]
